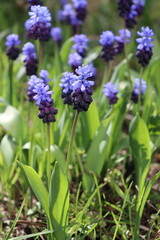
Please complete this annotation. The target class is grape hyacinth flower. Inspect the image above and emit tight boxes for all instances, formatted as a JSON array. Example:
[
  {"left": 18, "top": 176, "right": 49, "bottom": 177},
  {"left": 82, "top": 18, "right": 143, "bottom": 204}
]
[
  {"left": 5, "top": 34, "right": 21, "bottom": 60},
  {"left": 71, "top": 64, "right": 94, "bottom": 111},
  {"left": 117, "top": 0, "right": 133, "bottom": 18},
  {"left": 22, "top": 42, "right": 38, "bottom": 76},
  {"left": 68, "top": 52, "right": 82, "bottom": 71},
  {"left": 58, "top": 4, "right": 77, "bottom": 25},
  {"left": 51, "top": 27, "right": 63, "bottom": 45},
  {"left": 125, "top": 4, "right": 138, "bottom": 29},
  {"left": 25, "top": 5, "right": 52, "bottom": 41},
  {"left": 131, "top": 78, "right": 147, "bottom": 103},
  {"left": 72, "top": 0, "right": 87, "bottom": 21},
  {"left": 28, "top": 0, "right": 43, "bottom": 7},
  {"left": 59, "top": 72, "right": 78, "bottom": 105},
  {"left": 72, "top": 34, "right": 89, "bottom": 57},
  {"left": 27, "top": 70, "right": 50, "bottom": 102},
  {"left": 102, "top": 82, "right": 118, "bottom": 105},
  {"left": 99, "top": 31, "right": 115, "bottom": 62},
  {"left": 133, "top": 0, "right": 145, "bottom": 15},
  {"left": 136, "top": 26, "right": 154, "bottom": 67},
  {"left": 34, "top": 83, "right": 58, "bottom": 123},
  {"left": 115, "top": 29, "right": 131, "bottom": 54}
]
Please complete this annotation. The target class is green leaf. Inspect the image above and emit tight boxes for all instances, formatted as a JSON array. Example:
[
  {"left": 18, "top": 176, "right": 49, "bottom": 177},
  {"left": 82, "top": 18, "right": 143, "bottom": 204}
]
[
  {"left": 18, "top": 162, "right": 49, "bottom": 219},
  {"left": 129, "top": 115, "right": 151, "bottom": 187},
  {"left": 0, "top": 135, "right": 16, "bottom": 169},
  {"left": 84, "top": 46, "right": 101, "bottom": 64},
  {"left": 0, "top": 105, "right": 22, "bottom": 140},
  {"left": 9, "top": 230, "right": 54, "bottom": 240},
  {"left": 81, "top": 101, "right": 100, "bottom": 140},
  {"left": 51, "top": 145, "right": 66, "bottom": 173},
  {"left": 49, "top": 162, "right": 69, "bottom": 240},
  {"left": 60, "top": 38, "right": 72, "bottom": 63},
  {"left": 83, "top": 115, "right": 113, "bottom": 192}
]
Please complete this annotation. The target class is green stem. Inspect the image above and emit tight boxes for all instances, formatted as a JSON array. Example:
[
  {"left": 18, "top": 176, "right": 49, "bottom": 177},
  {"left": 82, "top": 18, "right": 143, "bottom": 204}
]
[
  {"left": 137, "top": 67, "right": 144, "bottom": 114},
  {"left": 39, "top": 40, "right": 44, "bottom": 69},
  {"left": 9, "top": 60, "right": 13, "bottom": 105},
  {"left": 65, "top": 111, "right": 79, "bottom": 176},
  {"left": 47, "top": 122, "right": 51, "bottom": 189},
  {"left": 98, "top": 62, "right": 112, "bottom": 101}
]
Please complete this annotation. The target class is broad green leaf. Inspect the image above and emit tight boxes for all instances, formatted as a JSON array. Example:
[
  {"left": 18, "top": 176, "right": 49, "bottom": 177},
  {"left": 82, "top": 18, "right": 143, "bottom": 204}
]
[
  {"left": 18, "top": 162, "right": 49, "bottom": 219},
  {"left": 49, "top": 162, "right": 69, "bottom": 240},
  {"left": 83, "top": 114, "right": 113, "bottom": 192},
  {"left": 0, "top": 105, "right": 22, "bottom": 140},
  {"left": 129, "top": 115, "right": 151, "bottom": 187},
  {"left": 60, "top": 38, "right": 72, "bottom": 63},
  {"left": 0, "top": 135, "right": 16, "bottom": 169},
  {"left": 51, "top": 145, "right": 66, "bottom": 173},
  {"left": 81, "top": 101, "right": 100, "bottom": 140}
]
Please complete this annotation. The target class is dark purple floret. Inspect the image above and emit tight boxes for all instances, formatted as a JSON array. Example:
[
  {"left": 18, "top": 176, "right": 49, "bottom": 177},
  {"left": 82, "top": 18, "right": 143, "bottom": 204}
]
[
  {"left": 100, "top": 45, "right": 115, "bottom": 62},
  {"left": 38, "top": 99, "right": 58, "bottom": 123},
  {"left": 26, "top": 22, "right": 51, "bottom": 41},
  {"left": 6, "top": 47, "right": 20, "bottom": 60},
  {"left": 62, "top": 90, "right": 73, "bottom": 105},
  {"left": 71, "top": 87, "right": 93, "bottom": 112},
  {"left": 117, "top": 0, "right": 133, "bottom": 18},
  {"left": 24, "top": 57, "right": 38, "bottom": 76},
  {"left": 72, "top": 0, "right": 87, "bottom": 21},
  {"left": 136, "top": 49, "right": 153, "bottom": 67},
  {"left": 28, "top": 0, "right": 43, "bottom": 7}
]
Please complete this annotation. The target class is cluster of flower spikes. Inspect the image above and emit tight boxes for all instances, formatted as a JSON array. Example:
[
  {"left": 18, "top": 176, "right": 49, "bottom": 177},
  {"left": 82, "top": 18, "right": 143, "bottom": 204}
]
[
  {"left": 22, "top": 42, "right": 38, "bottom": 76},
  {"left": 131, "top": 78, "right": 147, "bottom": 103},
  {"left": 100, "top": 29, "right": 131, "bottom": 62},
  {"left": 28, "top": 70, "right": 58, "bottom": 123},
  {"left": 51, "top": 27, "right": 63, "bottom": 45},
  {"left": 28, "top": 0, "right": 43, "bottom": 7},
  {"left": 59, "top": 64, "right": 95, "bottom": 111},
  {"left": 102, "top": 82, "right": 119, "bottom": 105},
  {"left": 136, "top": 26, "right": 154, "bottom": 67},
  {"left": 5, "top": 34, "right": 21, "bottom": 60},
  {"left": 25, "top": 5, "right": 52, "bottom": 41},
  {"left": 117, "top": 0, "right": 145, "bottom": 29}
]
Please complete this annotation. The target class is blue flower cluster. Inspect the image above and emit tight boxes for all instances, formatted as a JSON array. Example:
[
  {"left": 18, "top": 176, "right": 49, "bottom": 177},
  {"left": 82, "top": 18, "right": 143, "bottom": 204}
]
[
  {"left": 131, "top": 78, "right": 147, "bottom": 103},
  {"left": 25, "top": 5, "right": 52, "bottom": 41},
  {"left": 22, "top": 42, "right": 38, "bottom": 76},
  {"left": 72, "top": 34, "right": 89, "bottom": 57},
  {"left": 28, "top": 70, "right": 58, "bottom": 123},
  {"left": 68, "top": 52, "right": 82, "bottom": 70},
  {"left": 100, "top": 29, "right": 131, "bottom": 62},
  {"left": 102, "top": 82, "right": 118, "bottom": 105},
  {"left": 136, "top": 26, "right": 154, "bottom": 67},
  {"left": 5, "top": 34, "right": 21, "bottom": 60},
  {"left": 117, "top": 0, "right": 145, "bottom": 28},
  {"left": 59, "top": 64, "right": 94, "bottom": 111},
  {"left": 58, "top": 0, "right": 88, "bottom": 33}
]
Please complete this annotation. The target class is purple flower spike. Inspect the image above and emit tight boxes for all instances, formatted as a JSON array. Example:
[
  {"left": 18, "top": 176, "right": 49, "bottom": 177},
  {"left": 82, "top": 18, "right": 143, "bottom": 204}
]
[
  {"left": 102, "top": 82, "right": 118, "bottom": 105},
  {"left": 22, "top": 42, "right": 38, "bottom": 76},
  {"left": 59, "top": 72, "right": 78, "bottom": 105},
  {"left": 51, "top": 27, "right": 63, "bottom": 44},
  {"left": 115, "top": 29, "right": 131, "bottom": 54},
  {"left": 131, "top": 78, "right": 147, "bottom": 103},
  {"left": 5, "top": 34, "right": 21, "bottom": 60},
  {"left": 72, "top": 0, "right": 87, "bottom": 21},
  {"left": 136, "top": 26, "right": 154, "bottom": 67},
  {"left": 72, "top": 34, "right": 89, "bottom": 57},
  {"left": 25, "top": 5, "right": 52, "bottom": 41},
  {"left": 100, "top": 31, "right": 115, "bottom": 62},
  {"left": 68, "top": 52, "right": 82, "bottom": 71}
]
